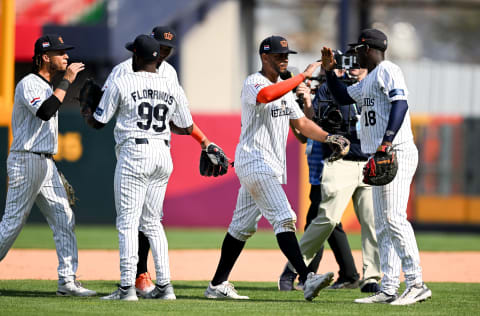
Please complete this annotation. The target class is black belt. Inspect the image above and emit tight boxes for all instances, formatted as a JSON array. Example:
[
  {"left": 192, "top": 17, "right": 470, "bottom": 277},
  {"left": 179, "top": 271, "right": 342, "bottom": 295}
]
[
  {"left": 135, "top": 138, "right": 169, "bottom": 146},
  {"left": 343, "top": 157, "right": 368, "bottom": 162},
  {"left": 32, "top": 152, "right": 53, "bottom": 159}
]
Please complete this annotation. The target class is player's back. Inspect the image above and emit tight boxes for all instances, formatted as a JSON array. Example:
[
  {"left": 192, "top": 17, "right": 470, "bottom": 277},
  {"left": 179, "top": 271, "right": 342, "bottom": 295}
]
[
  {"left": 106, "top": 71, "right": 189, "bottom": 145},
  {"left": 103, "top": 58, "right": 179, "bottom": 91}
]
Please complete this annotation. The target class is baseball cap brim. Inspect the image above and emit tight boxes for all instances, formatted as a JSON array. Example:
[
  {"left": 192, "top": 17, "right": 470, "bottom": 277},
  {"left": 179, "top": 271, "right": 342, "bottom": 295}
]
[
  {"left": 157, "top": 39, "right": 176, "bottom": 48},
  {"left": 45, "top": 43, "right": 75, "bottom": 51},
  {"left": 264, "top": 48, "right": 298, "bottom": 54},
  {"left": 125, "top": 42, "right": 135, "bottom": 52}
]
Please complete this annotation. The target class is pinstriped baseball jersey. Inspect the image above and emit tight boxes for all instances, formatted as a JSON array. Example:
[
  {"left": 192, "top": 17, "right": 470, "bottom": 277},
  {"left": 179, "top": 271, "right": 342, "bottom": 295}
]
[
  {"left": 1, "top": 72, "right": 80, "bottom": 285},
  {"left": 347, "top": 61, "right": 413, "bottom": 153},
  {"left": 97, "top": 70, "right": 193, "bottom": 287},
  {"left": 10, "top": 74, "right": 58, "bottom": 154},
  {"left": 234, "top": 72, "right": 304, "bottom": 184},
  {"left": 94, "top": 72, "right": 193, "bottom": 145},
  {"left": 102, "top": 59, "right": 179, "bottom": 91}
]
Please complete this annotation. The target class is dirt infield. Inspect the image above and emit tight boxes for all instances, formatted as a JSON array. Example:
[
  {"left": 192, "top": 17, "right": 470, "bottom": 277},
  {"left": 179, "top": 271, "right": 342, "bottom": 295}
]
[{"left": 1, "top": 249, "right": 479, "bottom": 282}]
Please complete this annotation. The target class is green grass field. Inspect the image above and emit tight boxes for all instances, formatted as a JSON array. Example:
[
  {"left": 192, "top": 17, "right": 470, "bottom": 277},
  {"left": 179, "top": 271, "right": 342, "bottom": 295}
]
[
  {"left": 0, "top": 280, "right": 479, "bottom": 316},
  {"left": 9, "top": 224, "right": 480, "bottom": 251},
  {"left": 2, "top": 224, "right": 480, "bottom": 315}
]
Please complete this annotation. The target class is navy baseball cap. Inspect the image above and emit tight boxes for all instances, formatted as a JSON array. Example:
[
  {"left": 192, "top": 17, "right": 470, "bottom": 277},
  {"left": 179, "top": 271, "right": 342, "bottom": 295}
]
[
  {"left": 126, "top": 34, "right": 161, "bottom": 61},
  {"left": 259, "top": 35, "right": 297, "bottom": 55},
  {"left": 349, "top": 29, "right": 388, "bottom": 52},
  {"left": 151, "top": 26, "right": 177, "bottom": 48},
  {"left": 34, "top": 34, "right": 74, "bottom": 54}
]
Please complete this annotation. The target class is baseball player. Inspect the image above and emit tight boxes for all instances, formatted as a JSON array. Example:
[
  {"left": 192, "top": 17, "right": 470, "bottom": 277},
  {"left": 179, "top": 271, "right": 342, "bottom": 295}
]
[
  {"left": 83, "top": 26, "right": 227, "bottom": 297},
  {"left": 0, "top": 34, "right": 96, "bottom": 296},
  {"left": 83, "top": 34, "right": 194, "bottom": 301},
  {"left": 279, "top": 66, "right": 381, "bottom": 293},
  {"left": 204, "top": 35, "right": 351, "bottom": 301},
  {"left": 322, "top": 28, "right": 432, "bottom": 305}
]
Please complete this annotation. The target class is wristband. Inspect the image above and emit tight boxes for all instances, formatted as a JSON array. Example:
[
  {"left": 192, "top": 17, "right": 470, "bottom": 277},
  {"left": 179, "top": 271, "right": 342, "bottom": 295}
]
[
  {"left": 191, "top": 124, "right": 207, "bottom": 144},
  {"left": 57, "top": 78, "right": 71, "bottom": 92}
]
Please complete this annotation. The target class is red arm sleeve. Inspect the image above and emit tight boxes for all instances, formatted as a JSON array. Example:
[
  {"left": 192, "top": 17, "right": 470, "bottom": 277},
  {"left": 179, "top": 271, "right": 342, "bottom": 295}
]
[{"left": 256, "top": 74, "right": 305, "bottom": 104}]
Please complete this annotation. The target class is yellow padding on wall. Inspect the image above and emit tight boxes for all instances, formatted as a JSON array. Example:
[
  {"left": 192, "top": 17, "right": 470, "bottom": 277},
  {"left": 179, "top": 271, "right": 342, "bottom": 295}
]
[{"left": 415, "top": 195, "right": 480, "bottom": 224}]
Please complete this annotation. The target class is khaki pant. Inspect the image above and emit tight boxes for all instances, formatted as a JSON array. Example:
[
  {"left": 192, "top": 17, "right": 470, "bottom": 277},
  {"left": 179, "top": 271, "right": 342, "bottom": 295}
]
[{"left": 288, "top": 159, "right": 381, "bottom": 283}]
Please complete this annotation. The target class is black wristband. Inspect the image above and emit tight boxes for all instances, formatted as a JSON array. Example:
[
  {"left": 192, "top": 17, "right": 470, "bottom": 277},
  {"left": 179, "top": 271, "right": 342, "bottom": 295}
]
[{"left": 57, "top": 78, "right": 70, "bottom": 92}]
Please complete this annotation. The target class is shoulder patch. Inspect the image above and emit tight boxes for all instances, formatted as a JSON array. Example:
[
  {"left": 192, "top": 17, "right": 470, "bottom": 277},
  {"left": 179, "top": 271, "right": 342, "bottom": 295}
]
[
  {"left": 388, "top": 89, "right": 405, "bottom": 98},
  {"left": 254, "top": 83, "right": 264, "bottom": 90},
  {"left": 30, "top": 97, "right": 41, "bottom": 107},
  {"left": 95, "top": 107, "right": 104, "bottom": 116}
]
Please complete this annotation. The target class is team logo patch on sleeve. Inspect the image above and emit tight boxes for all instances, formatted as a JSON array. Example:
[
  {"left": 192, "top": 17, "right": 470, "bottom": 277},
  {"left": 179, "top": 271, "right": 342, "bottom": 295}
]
[
  {"left": 30, "top": 97, "right": 41, "bottom": 107},
  {"left": 388, "top": 89, "right": 405, "bottom": 98},
  {"left": 254, "top": 83, "right": 264, "bottom": 90},
  {"left": 95, "top": 107, "right": 104, "bottom": 116}
]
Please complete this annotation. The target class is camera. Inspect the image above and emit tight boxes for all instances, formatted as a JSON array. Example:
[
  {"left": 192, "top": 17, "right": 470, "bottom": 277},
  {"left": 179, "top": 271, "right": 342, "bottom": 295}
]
[
  {"left": 333, "top": 50, "right": 359, "bottom": 70},
  {"left": 317, "top": 100, "right": 359, "bottom": 135}
]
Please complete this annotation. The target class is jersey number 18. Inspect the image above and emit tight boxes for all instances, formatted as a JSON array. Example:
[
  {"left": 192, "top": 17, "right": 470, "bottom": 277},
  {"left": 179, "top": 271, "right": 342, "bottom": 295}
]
[
  {"left": 364, "top": 110, "right": 376, "bottom": 126},
  {"left": 137, "top": 102, "right": 169, "bottom": 132}
]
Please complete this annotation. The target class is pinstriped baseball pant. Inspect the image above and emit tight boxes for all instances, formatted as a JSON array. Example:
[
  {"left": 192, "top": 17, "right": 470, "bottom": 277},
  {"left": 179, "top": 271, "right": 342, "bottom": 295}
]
[
  {"left": 0, "top": 151, "right": 78, "bottom": 284},
  {"left": 114, "top": 139, "right": 172, "bottom": 287},
  {"left": 373, "top": 141, "right": 423, "bottom": 295},
  {"left": 228, "top": 172, "right": 297, "bottom": 241}
]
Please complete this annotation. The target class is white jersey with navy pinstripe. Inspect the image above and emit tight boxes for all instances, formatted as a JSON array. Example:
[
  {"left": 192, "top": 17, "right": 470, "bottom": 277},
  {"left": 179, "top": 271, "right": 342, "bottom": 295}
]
[
  {"left": 10, "top": 74, "right": 58, "bottom": 154},
  {"left": 102, "top": 58, "right": 179, "bottom": 91},
  {"left": 1, "top": 73, "right": 81, "bottom": 285},
  {"left": 234, "top": 72, "right": 304, "bottom": 184},
  {"left": 348, "top": 60, "right": 425, "bottom": 294},
  {"left": 94, "top": 71, "right": 193, "bottom": 145},
  {"left": 347, "top": 60, "right": 413, "bottom": 153}
]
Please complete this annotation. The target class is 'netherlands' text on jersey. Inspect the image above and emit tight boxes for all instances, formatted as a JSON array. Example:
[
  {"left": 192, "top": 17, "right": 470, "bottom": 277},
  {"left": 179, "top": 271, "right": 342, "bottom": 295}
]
[
  {"left": 10, "top": 74, "right": 58, "bottom": 154},
  {"left": 93, "top": 71, "right": 193, "bottom": 146},
  {"left": 234, "top": 72, "right": 304, "bottom": 184},
  {"left": 346, "top": 60, "right": 414, "bottom": 153},
  {"left": 102, "top": 58, "right": 179, "bottom": 91}
]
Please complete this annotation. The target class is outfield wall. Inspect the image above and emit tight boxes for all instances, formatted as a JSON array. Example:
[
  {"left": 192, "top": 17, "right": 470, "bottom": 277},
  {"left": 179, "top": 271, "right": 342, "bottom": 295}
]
[{"left": 0, "top": 112, "right": 479, "bottom": 232}]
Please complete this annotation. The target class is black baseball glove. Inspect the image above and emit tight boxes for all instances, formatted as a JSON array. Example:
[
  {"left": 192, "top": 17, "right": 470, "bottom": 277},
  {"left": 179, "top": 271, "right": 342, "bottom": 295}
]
[
  {"left": 199, "top": 143, "right": 229, "bottom": 177},
  {"left": 79, "top": 78, "right": 103, "bottom": 115},
  {"left": 363, "top": 145, "right": 398, "bottom": 186},
  {"left": 325, "top": 134, "right": 350, "bottom": 162}
]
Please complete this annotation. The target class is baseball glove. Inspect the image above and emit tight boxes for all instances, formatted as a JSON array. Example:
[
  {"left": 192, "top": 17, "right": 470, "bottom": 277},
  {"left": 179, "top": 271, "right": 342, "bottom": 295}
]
[
  {"left": 363, "top": 145, "right": 398, "bottom": 186},
  {"left": 79, "top": 78, "right": 103, "bottom": 115},
  {"left": 200, "top": 143, "right": 229, "bottom": 177},
  {"left": 325, "top": 134, "right": 350, "bottom": 162},
  {"left": 59, "top": 171, "right": 78, "bottom": 207}
]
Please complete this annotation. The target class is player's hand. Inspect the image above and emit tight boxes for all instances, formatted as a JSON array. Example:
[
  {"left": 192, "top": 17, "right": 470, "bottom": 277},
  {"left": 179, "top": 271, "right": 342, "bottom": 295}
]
[
  {"left": 64, "top": 62, "right": 85, "bottom": 83},
  {"left": 302, "top": 61, "right": 322, "bottom": 79},
  {"left": 296, "top": 82, "right": 311, "bottom": 99},
  {"left": 321, "top": 47, "right": 336, "bottom": 71}
]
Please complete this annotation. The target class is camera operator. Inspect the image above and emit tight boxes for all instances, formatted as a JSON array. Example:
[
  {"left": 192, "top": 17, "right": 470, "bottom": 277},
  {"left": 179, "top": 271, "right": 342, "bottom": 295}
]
[
  {"left": 280, "top": 69, "right": 361, "bottom": 292},
  {"left": 281, "top": 61, "right": 381, "bottom": 293}
]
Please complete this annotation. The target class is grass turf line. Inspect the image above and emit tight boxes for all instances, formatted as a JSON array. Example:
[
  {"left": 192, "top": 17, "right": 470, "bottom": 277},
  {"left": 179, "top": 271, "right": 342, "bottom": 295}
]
[
  {"left": 0, "top": 280, "right": 479, "bottom": 316},
  {"left": 10, "top": 224, "right": 480, "bottom": 251}
]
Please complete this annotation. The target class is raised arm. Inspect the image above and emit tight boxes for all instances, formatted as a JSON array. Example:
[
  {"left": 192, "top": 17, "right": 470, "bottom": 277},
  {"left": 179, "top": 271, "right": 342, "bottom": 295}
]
[{"left": 321, "top": 47, "right": 356, "bottom": 105}]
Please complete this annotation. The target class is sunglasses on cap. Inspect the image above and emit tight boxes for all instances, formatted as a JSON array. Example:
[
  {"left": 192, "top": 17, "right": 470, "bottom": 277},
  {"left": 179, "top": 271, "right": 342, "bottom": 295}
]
[{"left": 353, "top": 44, "right": 369, "bottom": 53}]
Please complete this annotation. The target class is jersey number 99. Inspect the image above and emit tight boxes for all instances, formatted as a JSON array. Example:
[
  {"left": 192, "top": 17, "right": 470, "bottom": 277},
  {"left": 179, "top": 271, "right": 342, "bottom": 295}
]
[{"left": 137, "top": 102, "right": 169, "bottom": 132}]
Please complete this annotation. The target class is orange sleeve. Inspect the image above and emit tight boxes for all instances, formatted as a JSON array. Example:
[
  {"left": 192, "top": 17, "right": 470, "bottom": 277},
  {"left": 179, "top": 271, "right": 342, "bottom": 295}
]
[
  {"left": 191, "top": 123, "right": 207, "bottom": 144},
  {"left": 256, "top": 73, "right": 305, "bottom": 104}
]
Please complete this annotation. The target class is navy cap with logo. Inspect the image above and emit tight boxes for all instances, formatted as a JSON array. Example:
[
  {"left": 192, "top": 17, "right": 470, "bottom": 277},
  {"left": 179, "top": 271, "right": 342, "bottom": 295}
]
[
  {"left": 151, "top": 26, "right": 177, "bottom": 48},
  {"left": 259, "top": 35, "right": 297, "bottom": 55},
  {"left": 349, "top": 28, "right": 388, "bottom": 52},
  {"left": 34, "top": 34, "right": 74, "bottom": 55},
  {"left": 125, "top": 34, "right": 161, "bottom": 62}
]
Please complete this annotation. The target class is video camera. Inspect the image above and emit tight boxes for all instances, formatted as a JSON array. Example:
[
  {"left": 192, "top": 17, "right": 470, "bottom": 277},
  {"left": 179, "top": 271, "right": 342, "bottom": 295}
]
[
  {"left": 333, "top": 50, "right": 359, "bottom": 70},
  {"left": 316, "top": 100, "right": 359, "bottom": 136}
]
